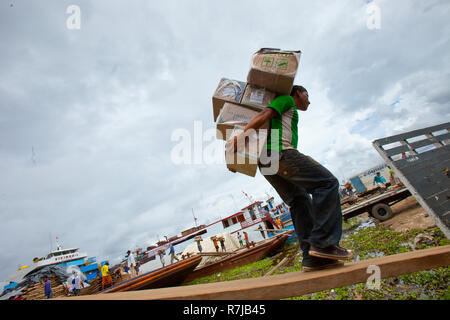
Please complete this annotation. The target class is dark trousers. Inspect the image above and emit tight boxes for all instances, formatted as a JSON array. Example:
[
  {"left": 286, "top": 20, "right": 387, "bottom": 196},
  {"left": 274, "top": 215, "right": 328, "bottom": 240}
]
[{"left": 259, "top": 149, "right": 342, "bottom": 257}]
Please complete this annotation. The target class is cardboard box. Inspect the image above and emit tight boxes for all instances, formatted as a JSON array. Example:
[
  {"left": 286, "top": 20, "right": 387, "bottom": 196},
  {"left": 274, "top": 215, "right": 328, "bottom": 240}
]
[
  {"left": 216, "top": 102, "right": 260, "bottom": 140},
  {"left": 212, "top": 78, "right": 246, "bottom": 121},
  {"left": 225, "top": 125, "right": 268, "bottom": 177},
  {"left": 216, "top": 102, "right": 270, "bottom": 140},
  {"left": 240, "top": 84, "right": 277, "bottom": 111},
  {"left": 247, "top": 48, "right": 301, "bottom": 95}
]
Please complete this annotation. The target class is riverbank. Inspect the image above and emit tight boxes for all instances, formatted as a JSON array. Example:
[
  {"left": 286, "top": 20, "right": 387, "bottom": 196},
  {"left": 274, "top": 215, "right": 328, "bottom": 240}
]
[{"left": 184, "top": 197, "right": 450, "bottom": 300}]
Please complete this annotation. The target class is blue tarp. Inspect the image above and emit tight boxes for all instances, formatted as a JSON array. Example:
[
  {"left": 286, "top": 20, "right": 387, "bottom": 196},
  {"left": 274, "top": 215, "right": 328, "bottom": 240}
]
[
  {"left": 85, "top": 271, "right": 98, "bottom": 282},
  {"left": 3, "top": 282, "right": 18, "bottom": 291},
  {"left": 57, "top": 258, "right": 85, "bottom": 268},
  {"left": 0, "top": 265, "right": 71, "bottom": 300},
  {"left": 80, "top": 263, "right": 98, "bottom": 273}
]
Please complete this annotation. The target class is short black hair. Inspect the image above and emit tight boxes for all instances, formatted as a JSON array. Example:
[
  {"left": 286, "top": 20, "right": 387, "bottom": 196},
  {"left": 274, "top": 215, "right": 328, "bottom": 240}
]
[{"left": 290, "top": 85, "right": 307, "bottom": 96}]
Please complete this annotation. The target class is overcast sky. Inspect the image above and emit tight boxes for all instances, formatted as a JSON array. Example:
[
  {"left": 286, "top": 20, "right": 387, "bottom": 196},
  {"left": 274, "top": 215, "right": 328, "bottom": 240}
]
[{"left": 1, "top": 0, "right": 449, "bottom": 285}]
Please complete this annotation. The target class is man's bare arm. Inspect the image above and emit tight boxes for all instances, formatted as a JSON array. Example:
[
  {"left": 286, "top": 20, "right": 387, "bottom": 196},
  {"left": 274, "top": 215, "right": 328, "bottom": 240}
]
[
  {"left": 243, "top": 107, "right": 278, "bottom": 132},
  {"left": 230, "top": 107, "right": 278, "bottom": 152}
]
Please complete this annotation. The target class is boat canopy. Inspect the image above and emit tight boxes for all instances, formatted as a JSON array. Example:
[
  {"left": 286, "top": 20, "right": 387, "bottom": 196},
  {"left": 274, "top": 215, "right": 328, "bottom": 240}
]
[{"left": 45, "top": 248, "right": 79, "bottom": 259}]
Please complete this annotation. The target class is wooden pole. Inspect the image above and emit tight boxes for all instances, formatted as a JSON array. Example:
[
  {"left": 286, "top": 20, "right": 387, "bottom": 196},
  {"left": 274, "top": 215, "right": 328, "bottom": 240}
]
[
  {"left": 198, "top": 252, "right": 237, "bottom": 256},
  {"left": 264, "top": 257, "right": 289, "bottom": 277},
  {"left": 254, "top": 229, "right": 292, "bottom": 232}
]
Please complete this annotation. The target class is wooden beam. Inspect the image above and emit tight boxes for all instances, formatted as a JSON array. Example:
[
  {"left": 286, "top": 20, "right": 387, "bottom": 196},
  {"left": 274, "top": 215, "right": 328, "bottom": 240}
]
[
  {"left": 58, "top": 245, "right": 450, "bottom": 300},
  {"left": 198, "top": 252, "right": 237, "bottom": 256},
  {"left": 264, "top": 257, "right": 289, "bottom": 277},
  {"left": 255, "top": 229, "right": 290, "bottom": 232}
]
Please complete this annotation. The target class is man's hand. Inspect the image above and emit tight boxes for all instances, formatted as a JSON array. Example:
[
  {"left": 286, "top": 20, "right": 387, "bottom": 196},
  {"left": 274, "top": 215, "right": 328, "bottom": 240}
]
[
  {"left": 225, "top": 134, "right": 242, "bottom": 173},
  {"left": 232, "top": 135, "right": 238, "bottom": 153}
]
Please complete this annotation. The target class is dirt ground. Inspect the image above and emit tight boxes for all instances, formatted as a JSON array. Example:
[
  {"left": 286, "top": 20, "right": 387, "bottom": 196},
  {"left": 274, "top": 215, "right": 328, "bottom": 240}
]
[{"left": 378, "top": 195, "right": 436, "bottom": 232}]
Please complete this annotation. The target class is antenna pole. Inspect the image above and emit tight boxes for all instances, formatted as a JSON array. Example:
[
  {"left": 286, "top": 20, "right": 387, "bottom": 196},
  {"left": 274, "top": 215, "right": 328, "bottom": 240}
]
[{"left": 192, "top": 208, "right": 197, "bottom": 227}]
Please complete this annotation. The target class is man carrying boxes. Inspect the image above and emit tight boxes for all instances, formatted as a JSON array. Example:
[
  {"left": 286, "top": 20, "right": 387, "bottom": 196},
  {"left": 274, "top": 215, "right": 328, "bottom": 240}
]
[
  {"left": 212, "top": 78, "right": 246, "bottom": 122},
  {"left": 219, "top": 48, "right": 354, "bottom": 272},
  {"left": 212, "top": 49, "right": 302, "bottom": 176},
  {"left": 212, "top": 78, "right": 274, "bottom": 177}
]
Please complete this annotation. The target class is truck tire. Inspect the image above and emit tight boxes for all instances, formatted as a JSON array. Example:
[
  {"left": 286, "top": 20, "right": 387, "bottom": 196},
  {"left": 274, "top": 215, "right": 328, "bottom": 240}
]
[{"left": 371, "top": 203, "right": 394, "bottom": 221}]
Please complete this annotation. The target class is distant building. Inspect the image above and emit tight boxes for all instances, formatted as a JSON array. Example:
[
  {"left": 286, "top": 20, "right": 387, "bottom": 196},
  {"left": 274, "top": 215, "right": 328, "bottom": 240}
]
[{"left": 348, "top": 163, "right": 391, "bottom": 193}]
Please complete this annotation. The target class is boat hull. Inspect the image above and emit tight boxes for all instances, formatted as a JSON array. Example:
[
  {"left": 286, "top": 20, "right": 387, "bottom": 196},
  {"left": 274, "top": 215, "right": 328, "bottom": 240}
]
[
  {"left": 182, "top": 233, "right": 289, "bottom": 283},
  {"left": 99, "top": 255, "right": 202, "bottom": 293}
]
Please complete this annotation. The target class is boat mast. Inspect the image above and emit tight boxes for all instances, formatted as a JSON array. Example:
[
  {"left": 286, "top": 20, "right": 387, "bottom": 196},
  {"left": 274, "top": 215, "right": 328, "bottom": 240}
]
[
  {"left": 242, "top": 190, "right": 254, "bottom": 204},
  {"left": 192, "top": 208, "right": 198, "bottom": 227},
  {"left": 55, "top": 236, "right": 62, "bottom": 251}
]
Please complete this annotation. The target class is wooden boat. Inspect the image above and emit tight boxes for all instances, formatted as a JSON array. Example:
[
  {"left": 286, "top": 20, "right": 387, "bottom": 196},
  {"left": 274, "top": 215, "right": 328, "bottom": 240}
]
[
  {"left": 173, "top": 228, "right": 207, "bottom": 245},
  {"left": 136, "top": 229, "right": 208, "bottom": 265},
  {"left": 99, "top": 255, "right": 202, "bottom": 293},
  {"left": 182, "top": 233, "right": 289, "bottom": 284}
]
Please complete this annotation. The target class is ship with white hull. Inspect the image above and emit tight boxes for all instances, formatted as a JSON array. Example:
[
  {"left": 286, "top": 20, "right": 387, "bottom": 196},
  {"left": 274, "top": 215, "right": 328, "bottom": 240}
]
[{"left": 5, "top": 244, "right": 89, "bottom": 284}]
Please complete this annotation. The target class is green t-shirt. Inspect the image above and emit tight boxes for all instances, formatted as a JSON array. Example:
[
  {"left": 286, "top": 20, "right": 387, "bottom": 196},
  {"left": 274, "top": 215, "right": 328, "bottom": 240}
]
[{"left": 265, "top": 95, "right": 299, "bottom": 151}]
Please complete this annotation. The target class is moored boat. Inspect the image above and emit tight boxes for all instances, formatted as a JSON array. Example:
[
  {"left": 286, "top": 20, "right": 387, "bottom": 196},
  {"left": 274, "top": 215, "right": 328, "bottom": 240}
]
[
  {"left": 182, "top": 233, "right": 289, "bottom": 284},
  {"left": 3, "top": 240, "right": 98, "bottom": 292}
]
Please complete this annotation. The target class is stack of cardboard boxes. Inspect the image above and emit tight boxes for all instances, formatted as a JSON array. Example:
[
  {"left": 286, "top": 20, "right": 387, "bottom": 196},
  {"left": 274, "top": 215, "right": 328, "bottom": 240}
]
[{"left": 212, "top": 48, "right": 301, "bottom": 177}]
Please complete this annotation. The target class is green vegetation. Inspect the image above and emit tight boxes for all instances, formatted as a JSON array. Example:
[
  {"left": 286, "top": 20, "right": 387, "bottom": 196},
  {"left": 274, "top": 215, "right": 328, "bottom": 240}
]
[
  {"left": 184, "top": 218, "right": 450, "bottom": 300},
  {"left": 185, "top": 257, "right": 275, "bottom": 285},
  {"left": 287, "top": 223, "right": 449, "bottom": 300}
]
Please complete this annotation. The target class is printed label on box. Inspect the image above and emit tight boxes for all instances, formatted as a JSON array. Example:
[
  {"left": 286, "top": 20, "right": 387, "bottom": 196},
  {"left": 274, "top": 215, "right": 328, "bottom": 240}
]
[
  {"left": 222, "top": 86, "right": 237, "bottom": 97},
  {"left": 261, "top": 56, "right": 274, "bottom": 68},
  {"left": 276, "top": 59, "right": 289, "bottom": 70},
  {"left": 249, "top": 89, "right": 265, "bottom": 104}
]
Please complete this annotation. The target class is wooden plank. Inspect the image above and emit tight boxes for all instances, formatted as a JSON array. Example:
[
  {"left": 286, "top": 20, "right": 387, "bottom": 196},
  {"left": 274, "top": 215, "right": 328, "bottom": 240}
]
[
  {"left": 373, "top": 128, "right": 450, "bottom": 239},
  {"left": 57, "top": 245, "right": 450, "bottom": 300},
  {"left": 384, "top": 144, "right": 410, "bottom": 158},
  {"left": 199, "top": 252, "right": 237, "bottom": 256},
  {"left": 404, "top": 132, "right": 450, "bottom": 151}
]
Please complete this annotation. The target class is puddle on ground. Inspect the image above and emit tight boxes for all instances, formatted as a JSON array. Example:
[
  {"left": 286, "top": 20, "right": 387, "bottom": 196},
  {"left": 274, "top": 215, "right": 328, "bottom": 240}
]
[{"left": 355, "top": 220, "right": 376, "bottom": 231}]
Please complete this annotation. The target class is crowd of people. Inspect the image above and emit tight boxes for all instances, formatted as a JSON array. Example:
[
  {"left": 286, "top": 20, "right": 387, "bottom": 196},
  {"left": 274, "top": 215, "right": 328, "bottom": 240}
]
[{"left": 41, "top": 222, "right": 286, "bottom": 298}]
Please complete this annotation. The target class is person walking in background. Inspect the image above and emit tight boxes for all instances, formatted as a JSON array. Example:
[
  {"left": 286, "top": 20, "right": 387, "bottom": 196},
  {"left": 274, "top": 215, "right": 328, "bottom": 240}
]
[
  {"left": 257, "top": 224, "right": 266, "bottom": 239},
  {"left": 158, "top": 249, "right": 166, "bottom": 267},
  {"left": 211, "top": 236, "right": 219, "bottom": 252},
  {"left": 237, "top": 232, "right": 244, "bottom": 247},
  {"left": 195, "top": 236, "right": 203, "bottom": 253},
  {"left": 169, "top": 243, "right": 179, "bottom": 264},
  {"left": 373, "top": 172, "right": 387, "bottom": 191},
  {"left": 101, "top": 262, "right": 112, "bottom": 290},
  {"left": 43, "top": 276, "right": 52, "bottom": 299},
  {"left": 71, "top": 271, "right": 81, "bottom": 296},
  {"left": 135, "top": 262, "right": 141, "bottom": 275},
  {"left": 275, "top": 217, "right": 283, "bottom": 229},
  {"left": 344, "top": 182, "right": 354, "bottom": 196},
  {"left": 127, "top": 250, "right": 136, "bottom": 277},
  {"left": 388, "top": 167, "right": 399, "bottom": 186},
  {"left": 243, "top": 231, "right": 250, "bottom": 248},
  {"left": 218, "top": 236, "right": 226, "bottom": 252},
  {"left": 113, "top": 267, "right": 122, "bottom": 283}
]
